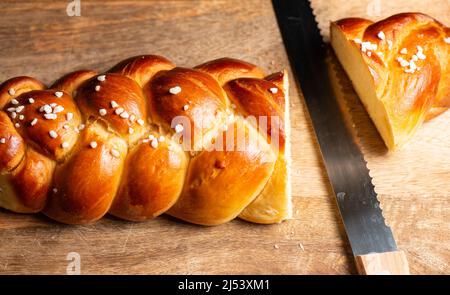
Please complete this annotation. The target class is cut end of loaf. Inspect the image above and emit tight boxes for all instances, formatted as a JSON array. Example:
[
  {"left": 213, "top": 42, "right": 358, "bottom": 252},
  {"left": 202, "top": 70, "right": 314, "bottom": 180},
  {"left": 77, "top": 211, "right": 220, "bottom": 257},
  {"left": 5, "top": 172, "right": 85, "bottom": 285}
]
[
  {"left": 331, "top": 21, "right": 402, "bottom": 151},
  {"left": 284, "top": 70, "right": 293, "bottom": 220},
  {"left": 331, "top": 14, "right": 449, "bottom": 151}
]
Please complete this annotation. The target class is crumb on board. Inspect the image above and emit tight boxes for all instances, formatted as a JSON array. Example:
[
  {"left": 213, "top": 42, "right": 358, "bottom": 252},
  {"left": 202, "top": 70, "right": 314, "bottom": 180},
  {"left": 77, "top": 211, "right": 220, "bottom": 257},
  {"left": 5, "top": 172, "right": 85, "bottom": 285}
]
[{"left": 298, "top": 243, "right": 305, "bottom": 251}]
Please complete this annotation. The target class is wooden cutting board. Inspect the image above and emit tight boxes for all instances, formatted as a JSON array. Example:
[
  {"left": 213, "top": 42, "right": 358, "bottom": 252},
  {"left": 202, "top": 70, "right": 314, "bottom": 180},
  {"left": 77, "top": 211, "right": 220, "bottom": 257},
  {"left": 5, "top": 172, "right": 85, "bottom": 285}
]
[{"left": 0, "top": 0, "right": 448, "bottom": 274}]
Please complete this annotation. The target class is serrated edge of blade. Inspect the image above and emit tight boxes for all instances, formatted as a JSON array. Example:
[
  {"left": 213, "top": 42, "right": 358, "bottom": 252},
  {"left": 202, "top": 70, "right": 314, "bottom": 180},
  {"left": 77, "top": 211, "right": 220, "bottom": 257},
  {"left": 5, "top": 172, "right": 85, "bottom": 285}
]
[
  {"left": 326, "top": 44, "right": 395, "bottom": 246},
  {"left": 307, "top": 0, "right": 397, "bottom": 250}
]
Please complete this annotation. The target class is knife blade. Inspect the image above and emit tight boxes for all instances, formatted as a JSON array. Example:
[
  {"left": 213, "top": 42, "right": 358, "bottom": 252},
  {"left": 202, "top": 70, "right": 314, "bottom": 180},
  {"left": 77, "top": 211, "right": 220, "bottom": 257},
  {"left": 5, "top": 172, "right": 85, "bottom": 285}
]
[{"left": 272, "top": 0, "right": 409, "bottom": 274}]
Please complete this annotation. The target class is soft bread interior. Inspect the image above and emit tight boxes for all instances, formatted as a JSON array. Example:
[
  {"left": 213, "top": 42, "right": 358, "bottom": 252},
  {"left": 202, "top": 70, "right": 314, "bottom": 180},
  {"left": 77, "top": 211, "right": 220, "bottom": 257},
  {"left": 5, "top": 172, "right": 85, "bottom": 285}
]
[
  {"left": 284, "top": 70, "right": 292, "bottom": 220},
  {"left": 238, "top": 71, "right": 292, "bottom": 223},
  {"left": 331, "top": 23, "right": 397, "bottom": 150}
]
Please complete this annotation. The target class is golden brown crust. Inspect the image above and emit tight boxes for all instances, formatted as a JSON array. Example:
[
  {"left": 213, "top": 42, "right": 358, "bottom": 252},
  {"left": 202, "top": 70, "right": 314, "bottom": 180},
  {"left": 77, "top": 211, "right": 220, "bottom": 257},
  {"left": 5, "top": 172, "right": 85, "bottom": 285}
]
[
  {"left": 334, "top": 18, "right": 373, "bottom": 39},
  {"left": 224, "top": 78, "right": 285, "bottom": 149},
  {"left": 51, "top": 70, "right": 98, "bottom": 97},
  {"left": 195, "top": 57, "right": 265, "bottom": 85},
  {"left": 264, "top": 72, "right": 285, "bottom": 89},
  {"left": 0, "top": 112, "right": 26, "bottom": 173},
  {"left": 332, "top": 13, "right": 449, "bottom": 149},
  {"left": 9, "top": 148, "right": 55, "bottom": 212},
  {"left": 75, "top": 73, "right": 147, "bottom": 143},
  {"left": 0, "top": 76, "right": 46, "bottom": 109},
  {"left": 167, "top": 118, "right": 276, "bottom": 225},
  {"left": 236, "top": 70, "right": 291, "bottom": 224},
  {"left": 426, "top": 26, "right": 450, "bottom": 120},
  {"left": 43, "top": 122, "right": 127, "bottom": 224},
  {"left": 5, "top": 90, "right": 82, "bottom": 161},
  {"left": 110, "top": 137, "right": 188, "bottom": 221},
  {"left": 145, "top": 67, "right": 229, "bottom": 149},
  {"left": 109, "top": 55, "right": 175, "bottom": 87},
  {"left": 239, "top": 153, "right": 289, "bottom": 224},
  {"left": 0, "top": 55, "right": 290, "bottom": 226}
]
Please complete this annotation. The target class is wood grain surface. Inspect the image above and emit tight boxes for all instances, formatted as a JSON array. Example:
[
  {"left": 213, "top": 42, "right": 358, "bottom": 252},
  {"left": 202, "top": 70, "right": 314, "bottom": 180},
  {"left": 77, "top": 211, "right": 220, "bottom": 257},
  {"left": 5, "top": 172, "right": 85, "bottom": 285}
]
[{"left": 0, "top": 0, "right": 448, "bottom": 274}]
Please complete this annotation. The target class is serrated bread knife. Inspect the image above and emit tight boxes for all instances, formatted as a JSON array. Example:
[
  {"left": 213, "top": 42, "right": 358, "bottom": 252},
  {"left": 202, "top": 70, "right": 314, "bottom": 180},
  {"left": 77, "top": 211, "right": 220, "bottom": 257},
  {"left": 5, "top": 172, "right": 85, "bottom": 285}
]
[{"left": 272, "top": 0, "right": 409, "bottom": 275}]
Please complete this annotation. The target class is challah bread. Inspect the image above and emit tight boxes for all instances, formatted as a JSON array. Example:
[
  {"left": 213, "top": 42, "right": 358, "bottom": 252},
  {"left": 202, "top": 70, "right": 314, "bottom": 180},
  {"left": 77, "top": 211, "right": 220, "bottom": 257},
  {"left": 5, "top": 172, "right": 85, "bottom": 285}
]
[
  {"left": 0, "top": 55, "right": 291, "bottom": 225},
  {"left": 331, "top": 13, "right": 449, "bottom": 150}
]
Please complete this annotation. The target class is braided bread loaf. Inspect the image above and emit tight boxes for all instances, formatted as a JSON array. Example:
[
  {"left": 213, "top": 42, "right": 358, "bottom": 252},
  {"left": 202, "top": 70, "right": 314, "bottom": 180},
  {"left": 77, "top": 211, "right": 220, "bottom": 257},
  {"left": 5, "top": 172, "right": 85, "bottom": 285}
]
[
  {"left": 331, "top": 13, "right": 449, "bottom": 150},
  {"left": 0, "top": 56, "right": 291, "bottom": 225}
]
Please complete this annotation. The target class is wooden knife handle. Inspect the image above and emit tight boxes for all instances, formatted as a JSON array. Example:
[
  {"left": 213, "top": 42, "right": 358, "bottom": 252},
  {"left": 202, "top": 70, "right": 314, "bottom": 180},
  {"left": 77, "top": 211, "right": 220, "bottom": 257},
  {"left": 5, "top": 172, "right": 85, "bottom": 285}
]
[{"left": 355, "top": 250, "right": 410, "bottom": 275}]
